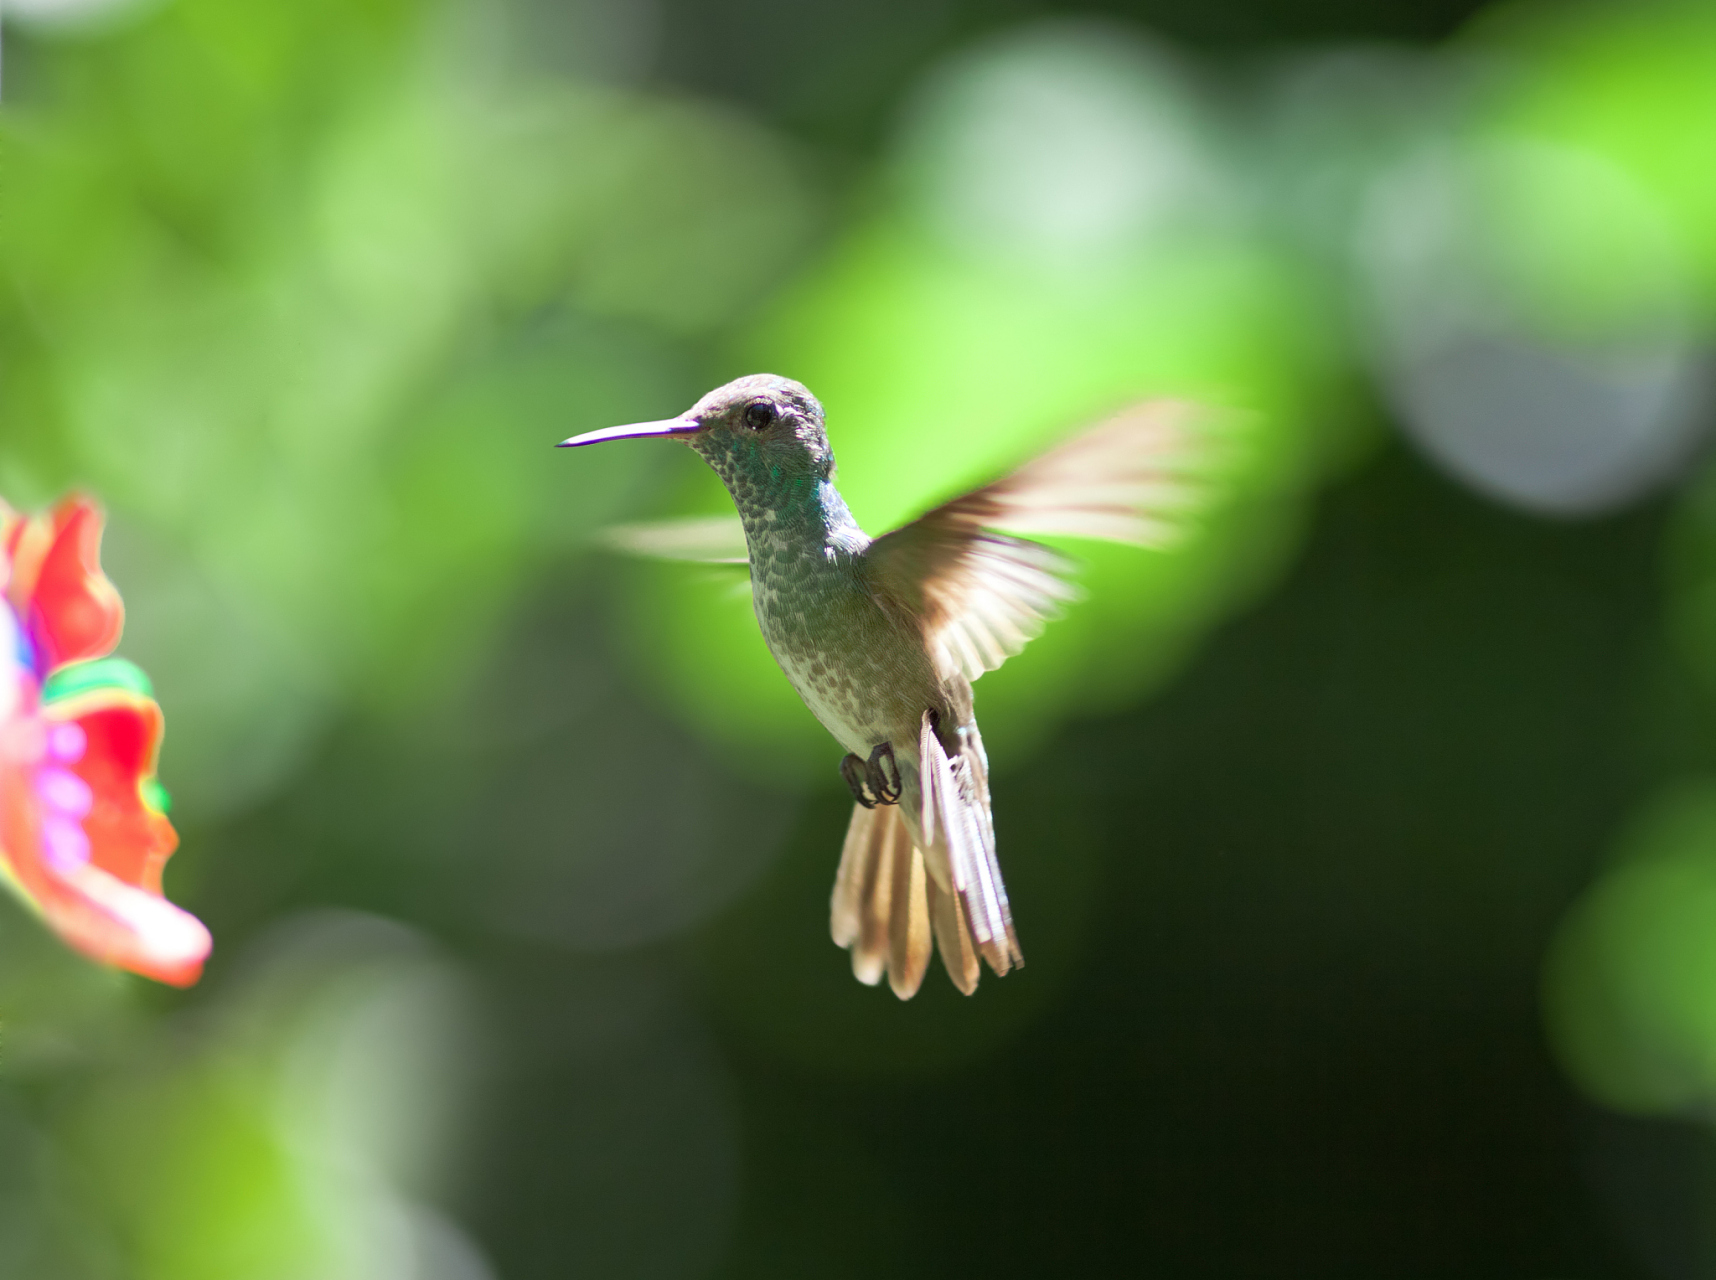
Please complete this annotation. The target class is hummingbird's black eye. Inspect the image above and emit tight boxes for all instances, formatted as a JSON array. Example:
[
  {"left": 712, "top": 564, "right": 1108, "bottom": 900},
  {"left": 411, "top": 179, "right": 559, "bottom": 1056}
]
[{"left": 743, "top": 400, "right": 776, "bottom": 431}]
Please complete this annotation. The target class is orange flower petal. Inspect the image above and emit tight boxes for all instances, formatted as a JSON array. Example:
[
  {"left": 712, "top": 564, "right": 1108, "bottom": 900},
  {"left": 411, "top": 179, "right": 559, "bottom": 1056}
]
[
  {"left": 18, "top": 498, "right": 125, "bottom": 671},
  {"left": 45, "top": 687, "right": 176, "bottom": 890},
  {"left": 0, "top": 688, "right": 209, "bottom": 987},
  {"left": 48, "top": 863, "right": 211, "bottom": 987},
  {"left": 0, "top": 500, "right": 18, "bottom": 597}
]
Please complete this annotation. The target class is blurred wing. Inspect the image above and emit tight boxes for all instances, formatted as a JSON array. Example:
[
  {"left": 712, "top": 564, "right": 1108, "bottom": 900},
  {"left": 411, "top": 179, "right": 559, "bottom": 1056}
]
[
  {"left": 600, "top": 514, "right": 749, "bottom": 564},
  {"left": 937, "top": 398, "right": 1215, "bottom": 545},
  {"left": 864, "top": 400, "right": 1216, "bottom": 682}
]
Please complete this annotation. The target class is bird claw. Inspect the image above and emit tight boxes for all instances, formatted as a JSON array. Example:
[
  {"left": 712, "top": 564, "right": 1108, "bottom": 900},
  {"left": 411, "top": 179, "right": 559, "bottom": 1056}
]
[
  {"left": 868, "top": 742, "right": 902, "bottom": 804},
  {"left": 840, "top": 753, "right": 876, "bottom": 807},
  {"left": 841, "top": 742, "right": 902, "bottom": 808}
]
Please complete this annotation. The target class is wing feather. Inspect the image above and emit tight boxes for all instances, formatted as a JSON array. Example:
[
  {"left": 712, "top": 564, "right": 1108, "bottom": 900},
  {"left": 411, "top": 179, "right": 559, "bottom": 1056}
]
[
  {"left": 865, "top": 399, "right": 1215, "bottom": 681},
  {"left": 601, "top": 514, "right": 750, "bottom": 564}
]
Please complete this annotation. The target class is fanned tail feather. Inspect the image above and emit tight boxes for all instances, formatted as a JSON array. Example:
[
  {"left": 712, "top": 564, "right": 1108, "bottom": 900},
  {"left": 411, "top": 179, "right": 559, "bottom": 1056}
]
[
  {"left": 830, "top": 712, "right": 1022, "bottom": 998},
  {"left": 919, "top": 711, "right": 1021, "bottom": 980},
  {"left": 832, "top": 803, "right": 930, "bottom": 998},
  {"left": 926, "top": 875, "right": 981, "bottom": 995}
]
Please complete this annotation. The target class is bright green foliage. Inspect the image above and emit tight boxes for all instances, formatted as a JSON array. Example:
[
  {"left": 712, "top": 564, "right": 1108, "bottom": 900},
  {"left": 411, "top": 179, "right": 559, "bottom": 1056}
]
[
  {"left": 0, "top": 0, "right": 814, "bottom": 814},
  {"left": 4, "top": 0, "right": 1716, "bottom": 1272},
  {"left": 1547, "top": 787, "right": 1716, "bottom": 1115},
  {"left": 1481, "top": 0, "right": 1716, "bottom": 300}
]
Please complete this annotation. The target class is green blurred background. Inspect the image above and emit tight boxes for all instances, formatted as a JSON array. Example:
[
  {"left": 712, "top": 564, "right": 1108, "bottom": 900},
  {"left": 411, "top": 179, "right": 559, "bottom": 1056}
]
[{"left": 3, "top": 0, "right": 1716, "bottom": 1274}]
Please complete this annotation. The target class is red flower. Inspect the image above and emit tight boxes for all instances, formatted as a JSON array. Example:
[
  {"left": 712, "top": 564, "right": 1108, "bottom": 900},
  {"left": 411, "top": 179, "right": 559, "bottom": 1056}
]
[{"left": 0, "top": 497, "right": 210, "bottom": 986}]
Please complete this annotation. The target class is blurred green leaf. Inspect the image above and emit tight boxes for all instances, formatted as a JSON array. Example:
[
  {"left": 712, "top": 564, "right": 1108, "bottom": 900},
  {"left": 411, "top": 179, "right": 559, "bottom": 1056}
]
[{"left": 1546, "top": 784, "right": 1716, "bottom": 1115}]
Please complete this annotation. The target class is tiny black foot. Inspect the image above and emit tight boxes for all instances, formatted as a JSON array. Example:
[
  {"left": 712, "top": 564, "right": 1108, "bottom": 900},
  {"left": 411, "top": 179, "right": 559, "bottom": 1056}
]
[
  {"left": 840, "top": 742, "right": 902, "bottom": 808},
  {"left": 841, "top": 753, "right": 877, "bottom": 808},
  {"left": 866, "top": 742, "right": 902, "bottom": 804}
]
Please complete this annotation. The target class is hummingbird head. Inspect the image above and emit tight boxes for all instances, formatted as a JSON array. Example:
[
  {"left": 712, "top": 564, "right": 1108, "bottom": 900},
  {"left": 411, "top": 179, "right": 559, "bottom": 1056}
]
[{"left": 561, "top": 373, "right": 835, "bottom": 498}]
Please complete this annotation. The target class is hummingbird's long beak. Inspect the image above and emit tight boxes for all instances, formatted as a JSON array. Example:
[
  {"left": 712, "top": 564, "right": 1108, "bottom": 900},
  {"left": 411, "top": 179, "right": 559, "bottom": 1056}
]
[{"left": 558, "top": 416, "right": 700, "bottom": 447}]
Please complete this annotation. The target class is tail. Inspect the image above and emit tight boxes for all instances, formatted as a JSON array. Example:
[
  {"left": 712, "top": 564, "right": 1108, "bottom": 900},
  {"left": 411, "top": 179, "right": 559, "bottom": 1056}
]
[
  {"left": 829, "top": 713, "right": 1022, "bottom": 998},
  {"left": 830, "top": 804, "right": 931, "bottom": 998},
  {"left": 917, "top": 709, "right": 1022, "bottom": 983}
]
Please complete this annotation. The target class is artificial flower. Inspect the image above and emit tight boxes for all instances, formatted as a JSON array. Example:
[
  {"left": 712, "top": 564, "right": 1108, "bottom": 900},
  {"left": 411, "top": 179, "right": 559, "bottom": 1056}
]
[{"left": 0, "top": 496, "right": 210, "bottom": 985}]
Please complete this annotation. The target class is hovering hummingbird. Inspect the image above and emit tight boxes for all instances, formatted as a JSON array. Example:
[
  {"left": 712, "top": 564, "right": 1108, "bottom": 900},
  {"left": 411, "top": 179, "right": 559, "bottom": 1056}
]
[{"left": 560, "top": 375, "right": 1210, "bottom": 998}]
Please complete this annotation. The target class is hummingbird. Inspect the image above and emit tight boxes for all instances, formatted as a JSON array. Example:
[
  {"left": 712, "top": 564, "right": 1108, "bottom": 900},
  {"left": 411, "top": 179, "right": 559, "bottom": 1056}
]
[{"left": 560, "top": 375, "right": 1209, "bottom": 998}]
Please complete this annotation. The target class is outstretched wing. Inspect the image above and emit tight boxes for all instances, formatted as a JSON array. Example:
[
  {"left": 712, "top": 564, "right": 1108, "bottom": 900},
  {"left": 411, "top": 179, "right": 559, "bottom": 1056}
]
[
  {"left": 600, "top": 514, "right": 750, "bottom": 564},
  {"left": 863, "top": 399, "right": 1216, "bottom": 683}
]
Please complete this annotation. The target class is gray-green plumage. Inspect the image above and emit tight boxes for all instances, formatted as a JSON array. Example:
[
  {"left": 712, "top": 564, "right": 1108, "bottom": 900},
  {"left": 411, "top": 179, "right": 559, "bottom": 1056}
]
[
  {"left": 561, "top": 373, "right": 1209, "bottom": 998},
  {"left": 690, "top": 379, "right": 959, "bottom": 769}
]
